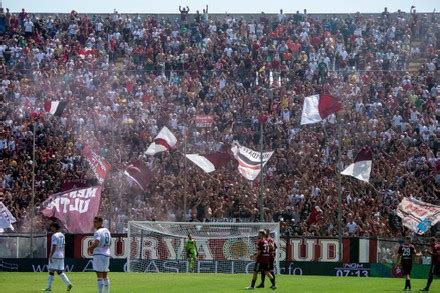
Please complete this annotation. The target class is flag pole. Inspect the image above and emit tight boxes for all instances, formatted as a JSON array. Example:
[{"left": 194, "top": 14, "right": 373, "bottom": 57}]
[
  {"left": 183, "top": 124, "right": 188, "bottom": 221},
  {"left": 259, "top": 116, "right": 264, "bottom": 222},
  {"left": 30, "top": 121, "right": 36, "bottom": 257},
  {"left": 109, "top": 122, "right": 114, "bottom": 231},
  {"left": 337, "top": 114, "right": 343, "bottom": 262}
]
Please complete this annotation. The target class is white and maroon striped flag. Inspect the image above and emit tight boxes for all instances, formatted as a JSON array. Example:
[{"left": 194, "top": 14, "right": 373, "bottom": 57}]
[
  {"left": 341, "top": 148, "right": 372, "bottom": 183},
  {"left": 145, "top": 126, "right": 177, "bottom": 156},
  {"left": 185, "top": 152, "right": 232, "bottom": 173},
  {"left": 124, "top": 160, "right": 153, "bottom": 191},
  {"left": 81, "top": 145, "right": 111, "bottom": 184},
  {"left": 231, "top": 142, "right": 274, "bottom": 181},
  {"left": 300, "top": 94, "right": 342, "bottom": 125},
  {"left": 44, "top": 100, "right": 67, "bottom": 116}
]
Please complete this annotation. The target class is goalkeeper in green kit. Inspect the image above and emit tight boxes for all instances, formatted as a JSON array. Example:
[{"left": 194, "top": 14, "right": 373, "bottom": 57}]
[{"left": 185, "top": 233, "right": 198, "bottom": 272}]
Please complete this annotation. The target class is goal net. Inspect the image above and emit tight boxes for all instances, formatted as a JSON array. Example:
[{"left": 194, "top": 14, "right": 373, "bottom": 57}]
[{"left": 127, "top": 221, "right": 280, "bottom": 274}]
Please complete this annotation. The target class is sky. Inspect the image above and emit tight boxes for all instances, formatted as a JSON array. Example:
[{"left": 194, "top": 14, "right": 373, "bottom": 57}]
[{"left": 3, "top": 0, "right": 438, "bottom": 14}]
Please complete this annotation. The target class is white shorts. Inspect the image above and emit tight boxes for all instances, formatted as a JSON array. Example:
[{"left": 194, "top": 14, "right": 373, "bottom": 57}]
[
  {"left": 48, "top": 258, "right": 64, "bottom": 271},
  {"left": 93, "top": 255, "right": 110, "bottom": 272}
]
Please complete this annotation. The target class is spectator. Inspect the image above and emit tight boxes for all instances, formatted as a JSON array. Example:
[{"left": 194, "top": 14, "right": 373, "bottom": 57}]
[{"left": 0, "top": 7, "right": 438, "bottom": 240}]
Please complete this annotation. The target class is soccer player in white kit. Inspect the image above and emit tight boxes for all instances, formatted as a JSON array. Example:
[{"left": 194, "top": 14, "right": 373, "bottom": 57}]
[
  {"left": 88, "top": 216, "right": 111, "bottom": 293},
  {"left": 44, "top": 222, "right": 72, "bottom": 291}
]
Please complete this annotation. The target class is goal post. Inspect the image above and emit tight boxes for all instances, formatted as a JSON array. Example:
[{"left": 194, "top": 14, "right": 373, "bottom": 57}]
[{"left": 127, "top": 221, "right": 280, "bottom": 274}]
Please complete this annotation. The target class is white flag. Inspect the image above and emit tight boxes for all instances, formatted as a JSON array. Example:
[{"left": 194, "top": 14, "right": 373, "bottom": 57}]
[
  {"left": 396, "top": 197, "right": 440, "bottom": 235},
  {"left": 0, "top": 202, "right": 16, "bottom": 232},
  {"left": 231, "top": 142, "right": 274, "bottom": 181},
  {"left": 145, "top": 126, "right": 177, "bottom": 156}
]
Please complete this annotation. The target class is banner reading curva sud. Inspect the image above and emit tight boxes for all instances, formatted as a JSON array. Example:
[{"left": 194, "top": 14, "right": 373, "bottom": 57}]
[
  {"left": 72, "top": 234, "right": 377, "bottom": 264},
  {"left": 41, "top": 186, "right": 102, "bottom": 233}
]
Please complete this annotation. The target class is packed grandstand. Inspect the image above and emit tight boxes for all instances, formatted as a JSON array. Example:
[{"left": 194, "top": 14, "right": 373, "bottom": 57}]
[{"left": 0, "top": 6, "right": 439, "bottom": 240}]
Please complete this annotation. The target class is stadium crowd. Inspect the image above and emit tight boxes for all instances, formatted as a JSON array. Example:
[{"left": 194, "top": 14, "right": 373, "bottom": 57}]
[{"left": 0, "top": 6, "right": 439, "bottom": 238}]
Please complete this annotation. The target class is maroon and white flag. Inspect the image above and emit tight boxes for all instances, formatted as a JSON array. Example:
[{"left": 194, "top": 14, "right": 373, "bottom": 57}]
[
  {"left": 124, "top": 160, "right": 153, "bottom": 191},
  {"left": 185, "top": 152, "right": 232, "bottom": 173},
  {"left": 81, "top": 145, "right": 111, "bottom": 184},
  {"left": 341, "top": 148, "right": 372, "bottom": 183},
  {"left": 300, "top": 94, "right": 342, "bottom": 125},
  {"left": 145, "top": 127, "right": 177, "bottom": 156},
  {"left": 41, "top": 186, "right": 102, "bottom": 233},
  {"left": 44, "top": 100, "right": 67, "bottom": 116}
]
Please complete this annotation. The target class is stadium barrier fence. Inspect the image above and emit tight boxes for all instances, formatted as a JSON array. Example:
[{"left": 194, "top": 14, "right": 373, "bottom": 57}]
[
  {"left": 0, "top": 258, "right": 433, "bottom": 279},
  {"left": 0, "top": 233, "right": 434, "bottom": 278},
  {"left": 0, "top": 233, "right": 47, "bottom": 258}
]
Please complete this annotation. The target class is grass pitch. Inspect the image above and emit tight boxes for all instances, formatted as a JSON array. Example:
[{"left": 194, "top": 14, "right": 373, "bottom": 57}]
[{"left": 0, "top": 273, "right": 439, "bottom": 292}]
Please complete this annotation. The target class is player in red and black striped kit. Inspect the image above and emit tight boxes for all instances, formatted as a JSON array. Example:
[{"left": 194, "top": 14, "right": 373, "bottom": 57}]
[
  {"left": 397, "top": 236, "right": 417, "bottom": 291},
  {"left": 246, "top": 230, "right": 276, "bottom": 290},
  {"left": 257, "top": 230, "right": 277, "bottom": 288},
  {"left": 420, "top": 237, "right": 440, "bottom": 291}
]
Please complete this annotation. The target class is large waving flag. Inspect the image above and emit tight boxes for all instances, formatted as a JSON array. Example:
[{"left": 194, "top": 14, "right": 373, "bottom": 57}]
[
  {"left": 300, "top": 94, "right": 342, "bottom": 125},
  {"left": 124, "top": 160, "right": 153, "bottom": 191},
  {"left": 397, "top": 197, "right": 440, "bottom": 234},
  {"left": 231, "top": 143, "right": 274, "bottom": 181},
  {"left": 185, "top": 152, "right": 232, "bottom": 173},
  {"left": 41, "top": 186, "right": 102, "bottom": 233},
  {"left": 341, "top": 148, "right": 372, "bottom": 183},
  {"left": 44, "top": 100, "right": 67, "bottom": 116},
  {"left": 145, "top": 127, "right": 177, "bottom": 156},
  {"left": 0, "top": 202, "right": 16, "bottom": 232}
]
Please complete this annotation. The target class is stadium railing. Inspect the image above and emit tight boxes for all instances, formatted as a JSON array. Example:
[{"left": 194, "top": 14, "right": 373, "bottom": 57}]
[{"left": 0, "top": 233, "right": 47, "bottom": 258}]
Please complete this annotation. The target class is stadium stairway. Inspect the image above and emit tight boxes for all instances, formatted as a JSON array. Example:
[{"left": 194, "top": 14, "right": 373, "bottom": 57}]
[{"left": 408, "top": 40, "right": 425, "bottom": 74}]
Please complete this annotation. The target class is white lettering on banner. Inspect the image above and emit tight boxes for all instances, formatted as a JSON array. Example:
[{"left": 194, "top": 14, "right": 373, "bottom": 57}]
[
  {"left": 196, "top": 240, "right": 214, "bottom": 260},
  {"left": 278, "top": 239, "right": 287, "bottom": 261},
  {"left": 287, "top": 263, "right": 304, "bottom": 275},
  {"left": 142, "top": 237, "right": 158, "bottom": 259},
  {"left": 81, "top": 237, "right": 128, "bottom": 259},
  {"left": 163, "top": 261, "right": 179, "bottom": 273},
  {"left": 61, "top": 198, "right": 70, "bottom": 213},
  {"left": 78, "top": 236, "right": 348, "bottom": 262},
  {"left": 164, "top": 238, "right": 185, "bottom": 259},
  {"left": 245, "top": 262, "right": 254, "bottom": 274},
  {"left": 32, "top": 264, "right": 74, "bottom": 272},
  {"left": 145, "top": 261, "right": 159, "bottom": 272},
  {"left": 197, "top": 260, "right": 214, "bottom": 273},
  {"left": 32, "top": 264, "right": 46, "bottom": 272},
  {"left": 82, "top": 259, "right": 95, "bottom": 272},
  {"left": 69, "top": 198, "right": 90, "bottom": 213},
  {"left": 318, "top": 239, "right": 339, "bottom": 262},
  {"left": 46, "top": 187, "right": 98, "bottom": 214},
  {"left": 76, "top": 188, "right": 86, "bottom": 198},
  {"left": 85, "top": 187, "right": 98, "bottom": 199},
  {"left": 291, "top": 239, "right": 315, "bottom": 262}
]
